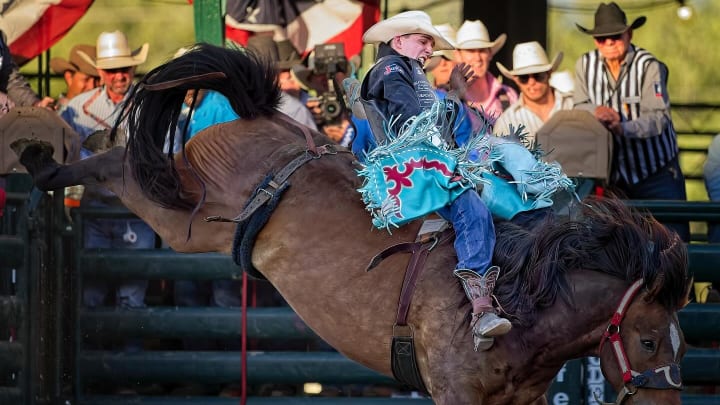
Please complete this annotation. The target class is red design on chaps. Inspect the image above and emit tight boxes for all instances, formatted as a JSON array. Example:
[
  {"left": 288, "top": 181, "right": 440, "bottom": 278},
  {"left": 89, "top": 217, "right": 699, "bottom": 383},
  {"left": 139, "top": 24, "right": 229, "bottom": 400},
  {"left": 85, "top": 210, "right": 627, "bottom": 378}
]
[{"left": 381, "top": 157, "right": 454, "bottom": 219}]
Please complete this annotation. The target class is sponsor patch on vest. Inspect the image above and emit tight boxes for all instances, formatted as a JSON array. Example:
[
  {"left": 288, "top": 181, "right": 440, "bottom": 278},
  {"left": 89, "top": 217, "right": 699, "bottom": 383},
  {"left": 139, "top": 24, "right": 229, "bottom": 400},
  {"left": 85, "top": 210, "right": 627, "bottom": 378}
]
[
  {"left": 654, "top": 81, "right": 663, "bottom": 98},
  {"left": 384, "top": 64, "right": 403, "bottom": 75}
]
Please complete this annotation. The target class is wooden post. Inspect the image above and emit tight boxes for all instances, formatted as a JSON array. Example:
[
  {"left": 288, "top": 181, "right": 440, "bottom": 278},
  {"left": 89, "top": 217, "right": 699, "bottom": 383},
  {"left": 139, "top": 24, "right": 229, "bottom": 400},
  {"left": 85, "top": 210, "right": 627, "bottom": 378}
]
[{"left": 193, "top": 0, "right": 224, "bottom": 45}]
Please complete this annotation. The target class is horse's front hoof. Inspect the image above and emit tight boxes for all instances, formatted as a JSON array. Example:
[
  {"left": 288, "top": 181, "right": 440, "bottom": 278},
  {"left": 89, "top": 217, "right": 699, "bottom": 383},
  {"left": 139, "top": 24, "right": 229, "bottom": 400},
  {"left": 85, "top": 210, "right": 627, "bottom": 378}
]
[
  {"left": 9, "top": 138, "right": 59, "bottom": 184},
  {"left": 9, "top": 138, "right": 55, "bottom": 160}
]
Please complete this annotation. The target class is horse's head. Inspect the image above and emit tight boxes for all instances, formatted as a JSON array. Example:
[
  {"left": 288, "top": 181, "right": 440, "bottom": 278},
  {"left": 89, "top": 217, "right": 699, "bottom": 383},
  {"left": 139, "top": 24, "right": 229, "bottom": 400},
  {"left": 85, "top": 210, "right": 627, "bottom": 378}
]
[{"left": 597, "top": 234, "right": 692, "bottom": 405}]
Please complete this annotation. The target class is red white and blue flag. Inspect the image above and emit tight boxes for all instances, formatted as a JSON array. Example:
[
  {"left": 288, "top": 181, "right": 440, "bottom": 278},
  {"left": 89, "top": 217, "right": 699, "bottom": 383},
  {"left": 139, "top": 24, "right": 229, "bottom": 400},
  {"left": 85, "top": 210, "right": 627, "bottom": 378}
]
[
  {"left": 0, "top": 0, "right": 94, "bottom": 65},
  {"left": 225, "top": 0, "right": 379, "bottom": 58}
]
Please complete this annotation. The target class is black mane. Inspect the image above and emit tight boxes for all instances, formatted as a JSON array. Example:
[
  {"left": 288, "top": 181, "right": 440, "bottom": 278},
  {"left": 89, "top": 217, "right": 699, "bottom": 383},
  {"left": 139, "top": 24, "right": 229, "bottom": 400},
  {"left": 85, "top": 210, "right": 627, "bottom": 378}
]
[
  {"left": 121, "top": 43, "right": 281, "bottom": 209},
  {"left": 494, "top": 196, "right": 690, "bottom": 327}
]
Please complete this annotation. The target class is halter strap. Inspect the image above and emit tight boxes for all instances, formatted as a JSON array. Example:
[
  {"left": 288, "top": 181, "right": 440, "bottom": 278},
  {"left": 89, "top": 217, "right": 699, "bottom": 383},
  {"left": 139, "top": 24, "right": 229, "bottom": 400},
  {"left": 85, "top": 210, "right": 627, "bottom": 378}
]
[
  {"left": 598, "top": 279, "right": 683, "bottom": 405},
  {"left": 600, "top": 279, "right": 644, "bottom": 383}
]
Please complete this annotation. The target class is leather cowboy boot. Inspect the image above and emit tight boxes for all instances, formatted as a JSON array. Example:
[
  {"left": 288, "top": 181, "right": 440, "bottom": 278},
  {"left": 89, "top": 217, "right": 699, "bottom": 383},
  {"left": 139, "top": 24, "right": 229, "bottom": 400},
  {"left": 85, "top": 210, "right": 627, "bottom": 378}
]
[{"left": 454, "top": 266, "right": 512, "bottom": 351}]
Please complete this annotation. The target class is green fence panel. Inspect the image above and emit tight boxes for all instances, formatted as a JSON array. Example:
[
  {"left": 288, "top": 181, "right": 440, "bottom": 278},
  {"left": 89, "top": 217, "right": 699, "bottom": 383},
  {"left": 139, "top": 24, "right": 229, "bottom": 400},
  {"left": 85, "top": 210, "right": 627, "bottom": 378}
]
[
  {"left": 679, "top": 304, "right": 720, "bottom": 339},
  {"left": 683, "top": 396, "right": 720, "bottom": 405},
  {"left": 79, "top": 351, "right": 396, "bottom": 385},
  {"left": 688, "top": 245, "right": 720, "bottom": 283},
  {"left": 682, "top": 349, "right": 720, "bottom": 385},
  {"left": 79, "top": 250, "right": 240, "bottom": 280},
  {"left": 81, "top": 307, "right": 318, "bottom": 339},
  {"left": 625, "top": 200, "right": 720, "bottom": 221}
]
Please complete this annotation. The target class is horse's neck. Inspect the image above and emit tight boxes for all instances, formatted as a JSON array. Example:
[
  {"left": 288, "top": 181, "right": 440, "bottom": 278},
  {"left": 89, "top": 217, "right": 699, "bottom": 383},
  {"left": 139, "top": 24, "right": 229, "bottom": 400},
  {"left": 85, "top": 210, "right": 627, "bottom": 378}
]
[{"left": 533, "top": 272, "right": 626, "bottom": 363}]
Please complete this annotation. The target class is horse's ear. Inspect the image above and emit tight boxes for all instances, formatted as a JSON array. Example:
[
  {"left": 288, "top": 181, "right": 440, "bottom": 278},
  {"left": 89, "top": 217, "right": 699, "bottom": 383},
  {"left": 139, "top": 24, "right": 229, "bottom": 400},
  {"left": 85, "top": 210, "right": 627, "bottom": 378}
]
[
  {"left": 678, "top": 276, "right": 694, "bottom": 309},
  {"left": 645, "top": 273, "right": 666, "bottom": 302}
]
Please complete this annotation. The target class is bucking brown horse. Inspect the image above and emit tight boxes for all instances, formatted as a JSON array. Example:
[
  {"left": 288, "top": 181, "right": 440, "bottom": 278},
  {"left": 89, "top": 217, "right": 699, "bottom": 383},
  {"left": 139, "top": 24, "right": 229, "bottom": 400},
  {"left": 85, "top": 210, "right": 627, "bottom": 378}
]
[{"left": 11, "top": 44, "right": 691, "bottom": 404}]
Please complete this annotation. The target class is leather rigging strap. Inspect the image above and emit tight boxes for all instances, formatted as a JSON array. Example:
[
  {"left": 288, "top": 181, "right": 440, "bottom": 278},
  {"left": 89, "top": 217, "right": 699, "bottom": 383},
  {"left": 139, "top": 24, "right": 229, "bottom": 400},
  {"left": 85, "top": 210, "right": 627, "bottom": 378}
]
[
  {"left": 205, "top": 143, "right": 337, "bottom": 224},
  {"left": 368, "top": 225, "right": 453, "bottom": 393}
]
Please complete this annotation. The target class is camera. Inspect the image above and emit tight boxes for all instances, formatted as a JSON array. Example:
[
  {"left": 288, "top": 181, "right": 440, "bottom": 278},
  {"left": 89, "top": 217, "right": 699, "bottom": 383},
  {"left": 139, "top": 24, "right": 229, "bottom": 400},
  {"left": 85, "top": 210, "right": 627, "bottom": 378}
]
[
  {"left": 313, "top": 43, "right": 348, "bottom": 76},
  {"left": 312, "top": 43, "right": 348, "bottom": 124},
  {"left": 318, "top": 93, "right": 343, "bottom": 123}
]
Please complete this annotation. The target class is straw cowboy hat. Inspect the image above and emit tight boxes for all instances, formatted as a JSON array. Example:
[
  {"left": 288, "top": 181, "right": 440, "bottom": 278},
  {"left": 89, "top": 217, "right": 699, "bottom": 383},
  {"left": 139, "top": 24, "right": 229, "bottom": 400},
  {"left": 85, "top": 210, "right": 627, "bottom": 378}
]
[
  {"left": 77, "top": 31, "right": 149, "bottom": 70},
  {"left": 576, "top": 2, "right": 646, "bottom": 36},
  {"left": 454, "top": 20, "right": 506, "bottom": 55},
  {"left": 425, "top": 23, "right": 457, "bottom": 71},
  {"left": 362, "top": 11, "right": 454, "bottom": 50},
  {"left": 50, "top": 45, "right": 98, "bottom": 77},
  {"left": 247, "top": 35, "right": 303, "bottom": 71},
  {"left": 496, "top": 41, "right": 563, "bottom": 79}
]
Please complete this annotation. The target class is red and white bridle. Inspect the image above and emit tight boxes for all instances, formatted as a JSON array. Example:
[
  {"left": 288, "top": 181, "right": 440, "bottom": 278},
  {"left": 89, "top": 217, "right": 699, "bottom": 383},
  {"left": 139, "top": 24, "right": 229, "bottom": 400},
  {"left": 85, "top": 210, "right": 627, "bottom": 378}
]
[{"left": 597, "top": 279, "right": 683, "bottom": 404}]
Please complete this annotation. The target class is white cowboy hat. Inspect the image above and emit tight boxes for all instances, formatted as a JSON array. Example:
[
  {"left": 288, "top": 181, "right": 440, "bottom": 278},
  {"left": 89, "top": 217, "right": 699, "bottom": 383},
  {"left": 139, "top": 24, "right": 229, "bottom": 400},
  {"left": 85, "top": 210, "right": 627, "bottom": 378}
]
[
  {"left": 496, "top": 41, "right": 563, "bottom": 79},
  {"left": 455, "top": 20, "right": 506, "bottom": 55},
  {"left": 362, "top": 11, "right": 454, "bottom": 50},
  {"left": 77, "top": 31, "right": 149, "bottom": 70},
  {"left": 434, "top": 23, "right": 457, "bottom": 48},
  {"left": 549, "top": 70, "right": 575, "bottom": 93},
  {"left": 425, "top": 23, "right": 457, "bottom": 71}
]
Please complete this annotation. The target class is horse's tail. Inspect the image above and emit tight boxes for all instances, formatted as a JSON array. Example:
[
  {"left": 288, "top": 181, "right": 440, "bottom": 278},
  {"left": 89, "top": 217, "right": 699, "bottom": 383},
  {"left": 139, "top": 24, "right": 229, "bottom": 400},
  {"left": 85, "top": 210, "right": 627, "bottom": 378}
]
[{"left": 123, "top": 43, "right": 281, "bottom": 209}]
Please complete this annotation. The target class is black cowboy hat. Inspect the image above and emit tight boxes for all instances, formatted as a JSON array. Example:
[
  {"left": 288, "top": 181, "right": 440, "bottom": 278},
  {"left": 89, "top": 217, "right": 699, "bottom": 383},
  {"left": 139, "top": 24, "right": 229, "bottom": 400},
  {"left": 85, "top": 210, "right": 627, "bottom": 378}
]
[{"left": 576, "top": 2, "right": 646, "bottom": 36}]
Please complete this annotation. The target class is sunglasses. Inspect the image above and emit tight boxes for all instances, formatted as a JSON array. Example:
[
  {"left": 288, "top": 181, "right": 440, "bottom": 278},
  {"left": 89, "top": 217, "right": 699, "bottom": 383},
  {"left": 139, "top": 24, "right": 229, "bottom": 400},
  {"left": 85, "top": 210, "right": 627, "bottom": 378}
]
[
  {"left": 594, "top": 33, "right": 624, "bottom": 43},
  {"left": 103, "top": 66, "right": 133, "bottom": 74},
  {"left": 517, "top": 71, "right": 549, "bottom": 84}
]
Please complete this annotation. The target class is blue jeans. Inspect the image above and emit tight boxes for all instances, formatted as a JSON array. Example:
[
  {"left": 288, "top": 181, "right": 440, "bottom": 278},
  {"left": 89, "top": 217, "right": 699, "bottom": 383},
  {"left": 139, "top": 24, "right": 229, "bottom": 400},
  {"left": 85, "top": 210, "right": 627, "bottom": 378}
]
[
  {"left": 436, "top": 190, "right": 495, "bottom": 275},
  {"left": 611, "top": 158, "right": 690, "bottom": 242},
  {"left": 83, "top": 218, "right": 156, "bottom": 309}
]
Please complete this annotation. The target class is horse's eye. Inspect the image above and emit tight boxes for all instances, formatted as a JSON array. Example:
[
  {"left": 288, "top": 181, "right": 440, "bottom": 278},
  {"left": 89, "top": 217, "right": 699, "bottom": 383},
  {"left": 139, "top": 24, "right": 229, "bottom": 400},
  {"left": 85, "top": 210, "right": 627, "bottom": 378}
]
[{"left": 641, "top": 339, "right": 656, "bottom": 352}]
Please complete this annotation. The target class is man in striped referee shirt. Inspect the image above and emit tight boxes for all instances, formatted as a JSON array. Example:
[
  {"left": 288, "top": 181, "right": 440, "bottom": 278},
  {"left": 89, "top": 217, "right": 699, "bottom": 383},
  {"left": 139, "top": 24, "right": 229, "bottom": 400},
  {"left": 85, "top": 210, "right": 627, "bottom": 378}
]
[{"left": 574, "top": 2, "right": 689, "bottom": 241}]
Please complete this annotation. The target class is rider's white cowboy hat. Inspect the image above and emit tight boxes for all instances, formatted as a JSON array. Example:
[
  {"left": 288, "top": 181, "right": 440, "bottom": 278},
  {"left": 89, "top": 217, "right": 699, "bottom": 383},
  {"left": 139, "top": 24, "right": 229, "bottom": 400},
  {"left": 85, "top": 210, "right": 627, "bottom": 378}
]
[
  {"left": 77, "top": 31, "right": 149, "bottom": 70},
  {"left": 454, "top": 20, "right": 506, "bottom": 55},
  {"left": 363, "top": 11, "right": 454, "bottom": 50},
  {"left": 496, "top": 41, "right": 563, "bottom": 79},
  {"left": 425, "top": 24, "right": 457, "bottom": 71}
]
